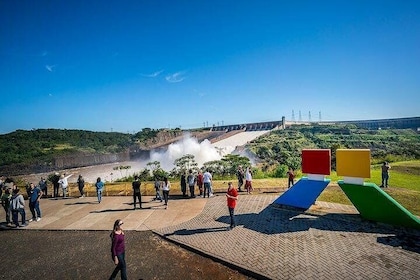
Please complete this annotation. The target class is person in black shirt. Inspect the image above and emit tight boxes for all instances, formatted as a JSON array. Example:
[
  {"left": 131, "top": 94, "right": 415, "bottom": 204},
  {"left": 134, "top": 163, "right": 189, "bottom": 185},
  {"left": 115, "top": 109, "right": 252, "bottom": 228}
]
[{"left": 132, "top": 176, "right": 142, "bottom": 209}]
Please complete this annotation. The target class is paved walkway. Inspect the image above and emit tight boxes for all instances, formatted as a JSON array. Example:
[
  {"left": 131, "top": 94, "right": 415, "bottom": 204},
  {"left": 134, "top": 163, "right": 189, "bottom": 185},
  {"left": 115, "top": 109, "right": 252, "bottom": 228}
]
[{"left": 1, "top": 194, "right": 419, "bottom": 279}]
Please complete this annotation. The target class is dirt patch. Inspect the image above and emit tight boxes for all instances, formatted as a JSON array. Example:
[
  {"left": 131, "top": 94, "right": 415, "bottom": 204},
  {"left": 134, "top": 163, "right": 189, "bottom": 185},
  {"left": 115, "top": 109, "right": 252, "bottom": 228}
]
[{"left": 0, "top": 229, "right": 254, "bottom": 280}]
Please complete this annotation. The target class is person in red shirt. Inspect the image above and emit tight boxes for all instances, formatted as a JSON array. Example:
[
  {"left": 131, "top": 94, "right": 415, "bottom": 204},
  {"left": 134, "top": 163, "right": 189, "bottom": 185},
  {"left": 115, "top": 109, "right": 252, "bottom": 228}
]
[
  {"left": 287, "top": 167, "right": 295, "bottom": 189},
  {"left": 226, "top": 182, "right": 238, "bottom": 230},
  {"left": 197, "top": 170, "right": 204, "bottom": 196}
]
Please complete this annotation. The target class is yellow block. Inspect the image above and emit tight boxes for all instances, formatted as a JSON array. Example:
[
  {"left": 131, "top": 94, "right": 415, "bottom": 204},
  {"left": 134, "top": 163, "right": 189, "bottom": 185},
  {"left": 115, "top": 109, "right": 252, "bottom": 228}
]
[{"left": 336, "top": 149, "right": 371, "bottom": 178}]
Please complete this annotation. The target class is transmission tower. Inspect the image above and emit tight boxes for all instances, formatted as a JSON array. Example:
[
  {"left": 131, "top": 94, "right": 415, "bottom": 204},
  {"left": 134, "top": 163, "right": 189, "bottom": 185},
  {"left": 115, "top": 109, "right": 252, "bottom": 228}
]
[
  {"left": 319, "top": 111, "right": 322, "bottom": 122},
  {"left": 298, "top": 110, "right": 302, "bottom": 122},
  {"left": 292, "top": 110, "right": 295, "bottom": 122},
  {"left": 309, "top": 111, "right": 311, "bottom": 122}
]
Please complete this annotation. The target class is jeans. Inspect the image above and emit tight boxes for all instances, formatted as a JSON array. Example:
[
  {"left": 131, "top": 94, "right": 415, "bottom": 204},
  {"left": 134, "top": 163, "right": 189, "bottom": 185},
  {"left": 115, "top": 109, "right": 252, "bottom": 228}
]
[
  {"left": 229, "top": 207, "right": 236, "bottom": 228},
  {"left": 78, "top": 186, "right": 84, "bottom": 196},
  {"left": 54, "top": 185, "right": 59, "bottom": 197},
  {"left": 29, "top": 201, "right": 41, "bottom": 219},
  {"left": 189, "top": 185, "right": 195, "bottom": 197},
  {"left": 3, "top": 205, "right": 10, "bottom": 223},
  {"left": 162, "top": 190, "right": 169, "bottom": 205},
  {"left": 110, "top": 252, "right": 127, "bottom": 280},
  {"left": 288, "top": 178, "right": 294, "bottom": 188},
  {"left": 203, "top": 183, "right": 211, "bottom": 198},
  {"left": 12, "top": 208, "right": 26, "bottom": 226},
  {"left": 97, "top": 189, "right": 103, "bottom": 203},
  {"left": 155, "top": 189, "right": 162, "bottom": 201},
  {"left": 133, "top": 191, "right": 142, "bottom": 208},
  {"left": 382, "top": 173, "right": 389, "bottom": 187},
  {"left": 62, "top": 187, "right": 67, "bottom": 198}
]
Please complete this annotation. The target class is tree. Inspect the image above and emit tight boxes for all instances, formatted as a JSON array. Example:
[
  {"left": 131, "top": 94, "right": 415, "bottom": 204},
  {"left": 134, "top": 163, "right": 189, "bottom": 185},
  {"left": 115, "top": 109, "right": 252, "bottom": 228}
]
[{"left": 173, "top": 154, "right": 198, "bottom": 176}]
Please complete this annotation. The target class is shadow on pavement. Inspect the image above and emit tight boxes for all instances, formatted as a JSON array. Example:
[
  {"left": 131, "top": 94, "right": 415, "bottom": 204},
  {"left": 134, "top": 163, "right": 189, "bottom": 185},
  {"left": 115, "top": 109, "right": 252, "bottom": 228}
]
[{"left": 164, "top": 227, "right": 228, "bottom": 237}]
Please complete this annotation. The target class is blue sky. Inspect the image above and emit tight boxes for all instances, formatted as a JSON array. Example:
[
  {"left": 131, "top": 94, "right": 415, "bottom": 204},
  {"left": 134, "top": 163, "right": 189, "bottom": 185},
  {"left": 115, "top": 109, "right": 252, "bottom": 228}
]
[{"left": 1, "top": 0, "right": 419, "bottom": 134}]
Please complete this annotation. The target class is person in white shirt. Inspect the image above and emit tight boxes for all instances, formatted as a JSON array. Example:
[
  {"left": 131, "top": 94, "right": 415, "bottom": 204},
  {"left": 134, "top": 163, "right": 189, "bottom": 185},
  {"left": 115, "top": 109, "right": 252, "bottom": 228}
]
[
  {"left": 162, "top": 177, "right": 171, "bottom": 209},
  {"left": 58, "top": 173, "right": 73, "bottom": 198},
  {"left": 202, "top": 169, "right": 212, "bottom": 198},
  {"left": 245, "top": 167, "right": 253, "bottom": 194}
]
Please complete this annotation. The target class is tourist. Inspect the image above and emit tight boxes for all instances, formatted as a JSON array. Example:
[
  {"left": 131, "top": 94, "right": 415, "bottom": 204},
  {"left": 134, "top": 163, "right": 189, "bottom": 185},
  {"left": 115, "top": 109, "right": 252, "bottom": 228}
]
[
  {"left": 109, "top": 219, "right": 127, "bottom": 280},
  {"left": 180, "top": 171, "right": 187, "bottom": 197},
  {"left": 245, "top": 167, "right": 253, "bottom": 194},
  {"left": 153, "top": 177, "right": 162, "bottom": 202},
  {"left": 38, "top": 177, "right": 48, "bottom": 197},
  {"left": 203, "top": 169, "right": 212, "bottom": 198},
  {"left": 381, "top": 161, "right": 391, "bottom": 188},
  {"left": 132, "top": 175, "right": 142, "bottom": 209},
  {"left": 10, "top": 187, "right": 27, "bottom": 227},
  {"left": 77, "top": 175, "right": 85, "bottom": 198},
  {"left": 1, "top": 188, "right": 11, "bottom": 226},
  {"left": 58, "top": 173, "right": 73, "bottom": 198},
  {"left": 287, "top": 168, "right": 295, "bottom": 189},
  {"left": 50, "top": 172, "right": 61, "bottom": 198},
  {"left": 28, "top": 183, "right": 42, "bottom": 222},
  {"left": 226, "top": 182, "right": 238, "bottom": 230},
  {"left": 236, "top": 165, "right": 244, "bottom": 192},
  {"left": 197, "top": 170, "right": 204, "bottom": 196},
  {"left": 95, "top": 177, "right": 104, "bottom": 203},
  {"left": 162, "top": 177, "right": 170, "bottom": 209},
  {"left": 187, "top": 169, "right": 196, "bottom": 198}
]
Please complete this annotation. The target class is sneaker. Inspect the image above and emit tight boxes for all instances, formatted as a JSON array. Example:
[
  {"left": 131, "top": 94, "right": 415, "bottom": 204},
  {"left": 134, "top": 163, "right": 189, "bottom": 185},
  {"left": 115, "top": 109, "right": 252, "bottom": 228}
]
[
  {"left": 20, "top": 223, "right": 28, "bottom": 227},
  {"left": 36, "top": 217, "right": 41, "bottom": 222},
  {"left": 29, "top": 219, "right": 34, "bottom": 222}
]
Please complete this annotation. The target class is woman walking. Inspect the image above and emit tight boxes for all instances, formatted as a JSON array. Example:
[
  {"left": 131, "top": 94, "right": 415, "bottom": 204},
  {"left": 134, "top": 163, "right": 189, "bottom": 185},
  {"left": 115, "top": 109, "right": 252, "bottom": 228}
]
[
  {"left": 95, "top": 177, "right": 104, "bottom": 203},
  {"left": 110, "top": 219, "right": 127, "bottom": 280},
  {"left": 162, "top": 177, "right": 171, "bottom": 209}
]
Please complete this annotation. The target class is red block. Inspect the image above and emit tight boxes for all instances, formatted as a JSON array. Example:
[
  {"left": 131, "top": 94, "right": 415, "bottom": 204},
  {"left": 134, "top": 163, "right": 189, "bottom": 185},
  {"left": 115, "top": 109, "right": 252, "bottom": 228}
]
[{"left": 302, "top": 149, "right": 331, "bottom": 175}]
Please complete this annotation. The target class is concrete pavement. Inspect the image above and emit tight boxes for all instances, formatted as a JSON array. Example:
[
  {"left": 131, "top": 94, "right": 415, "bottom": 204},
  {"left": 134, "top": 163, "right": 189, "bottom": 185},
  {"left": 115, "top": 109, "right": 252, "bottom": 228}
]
[{"left": 1, "top": 193, "right": 419, "bottom": 279}]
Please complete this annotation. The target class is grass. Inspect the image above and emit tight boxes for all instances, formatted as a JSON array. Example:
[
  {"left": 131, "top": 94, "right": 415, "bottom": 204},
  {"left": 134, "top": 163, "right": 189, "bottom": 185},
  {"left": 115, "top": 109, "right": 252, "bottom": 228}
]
[{"left": 63, "top": 160, "right": 420, "bottom": 216}]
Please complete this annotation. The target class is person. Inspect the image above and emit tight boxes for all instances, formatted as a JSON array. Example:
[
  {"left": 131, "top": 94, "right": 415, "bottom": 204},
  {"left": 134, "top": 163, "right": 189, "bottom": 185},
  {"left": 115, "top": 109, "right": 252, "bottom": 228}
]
[
  {"left": 58, "top": 173, "right": 73, "bottom": 198},
  {"left": 197, "top": 170, "right": 204, "bottom": 196},
  {"left": 50, "top": 172, "right": 61, "bottom": 198},
  {"left": 286, "top": 168, "right": 295, "bottom": 189},
  {"left": 203, "top": 169, "right": 212, "bottom": 198},
  {"left": 77, "top": 175, "right": 85, "bottom": 198},
  {"left": 10, "top": 188, "right": 27, "bottom": 227},
  {"left": 28, "top": 183, "right": 42, "bottom": 222},
  {"left": 236, "top": 166, "right": 245, "bottom": 192},
  {"left": 95, "top": 177, "right": 104, "bottom": 203},
  {"left": 226, "top": 182, "right": 238, "bottom": 230},
  {"left": 153, "top": 177, "right": 162, "bottom": 202},
  {"left": 109, "top": 219, "right": 127, "bottom": 280},
  {"left": 180, "top": 171, "right": 187, "bottom": 197},
  {"left": 162, "top": 177, "right": 170, "bottom": 209},
  {"left": 187, "top": 169, "right": 196, "bottom": 198},
  {"left": 38, "top": 177, "right": 48, "bottom": 197},
  {"left": 381, "top": 161, "right": 391, "bottom": 188},
  {"left": 1, "top": 188, "right": 12, "bottom": 226},
  {"left": 132, "top": 175, "right": 142, "bottom": 209},
  {"left": 0, "top": 175, "right": 4, "bottom": 197},
  {"left": 245, "top": 167, "right": 253, "bottom": 194}
]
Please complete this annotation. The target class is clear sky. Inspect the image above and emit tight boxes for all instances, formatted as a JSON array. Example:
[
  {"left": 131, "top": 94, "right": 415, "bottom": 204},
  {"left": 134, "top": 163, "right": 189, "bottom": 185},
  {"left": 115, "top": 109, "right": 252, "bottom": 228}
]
[{"left": 1, "top": 0, "right": 419, "bottom": 134}]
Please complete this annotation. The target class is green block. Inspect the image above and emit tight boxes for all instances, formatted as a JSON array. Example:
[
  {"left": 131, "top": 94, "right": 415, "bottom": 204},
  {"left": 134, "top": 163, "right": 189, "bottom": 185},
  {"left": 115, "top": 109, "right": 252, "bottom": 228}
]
[{"left": 338, "top": 181, "right": 420, "bottom": 230}]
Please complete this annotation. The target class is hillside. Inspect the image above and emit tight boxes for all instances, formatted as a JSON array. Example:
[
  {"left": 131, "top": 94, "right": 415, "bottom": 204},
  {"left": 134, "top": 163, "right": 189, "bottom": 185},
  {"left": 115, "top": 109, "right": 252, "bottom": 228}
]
[{"left": 248, "top": 124, "right": 420, "bottom": 171}]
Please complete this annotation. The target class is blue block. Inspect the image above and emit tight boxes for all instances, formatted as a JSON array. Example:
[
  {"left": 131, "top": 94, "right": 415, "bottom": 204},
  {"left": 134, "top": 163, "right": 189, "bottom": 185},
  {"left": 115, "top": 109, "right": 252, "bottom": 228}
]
[{"left": 273, "top": 178, "right": 330, "bottom": 210}]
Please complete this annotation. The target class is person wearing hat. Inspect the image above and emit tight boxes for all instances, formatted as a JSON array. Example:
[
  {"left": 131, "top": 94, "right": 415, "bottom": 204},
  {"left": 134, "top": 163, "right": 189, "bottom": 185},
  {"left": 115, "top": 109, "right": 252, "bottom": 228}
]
[{"left": 10, "top": 187, "right": 27, "bottom": 227}]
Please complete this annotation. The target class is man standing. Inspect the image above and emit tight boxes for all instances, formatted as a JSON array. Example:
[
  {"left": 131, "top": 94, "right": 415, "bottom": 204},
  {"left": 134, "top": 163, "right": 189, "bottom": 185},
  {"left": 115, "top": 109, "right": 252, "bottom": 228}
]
[
  {"left": 203, "top": 169, "right": 212, "bottom": 198},
  {"left": 10, "top": 187, "right": 27, "bottom": 227},
  {"left": 236, "top": 166, "right": 244, "bottom": 192},
  {"left": 226, "top": 182, "right": 238, "bottom": 230},
  {"left": 28, "top": 183, "right": 42, "bottom": 222},
  {"left": 38, "top": 177, "right": 48, "bottom": 197},
  {"left": 58, "top": 173, "right": 73, "bottom": 198},
  {"left": 381, "top": 161, "right": 391, "bottom": 188},
  {"left": 187, "top": 169, "right": 196, "bottom": 198},
  {"left": 132, "top": 175, "right": 142, "bottom": 209},
  {"left": 50, "top": 172, "right": 60, "bottom": 198}
]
